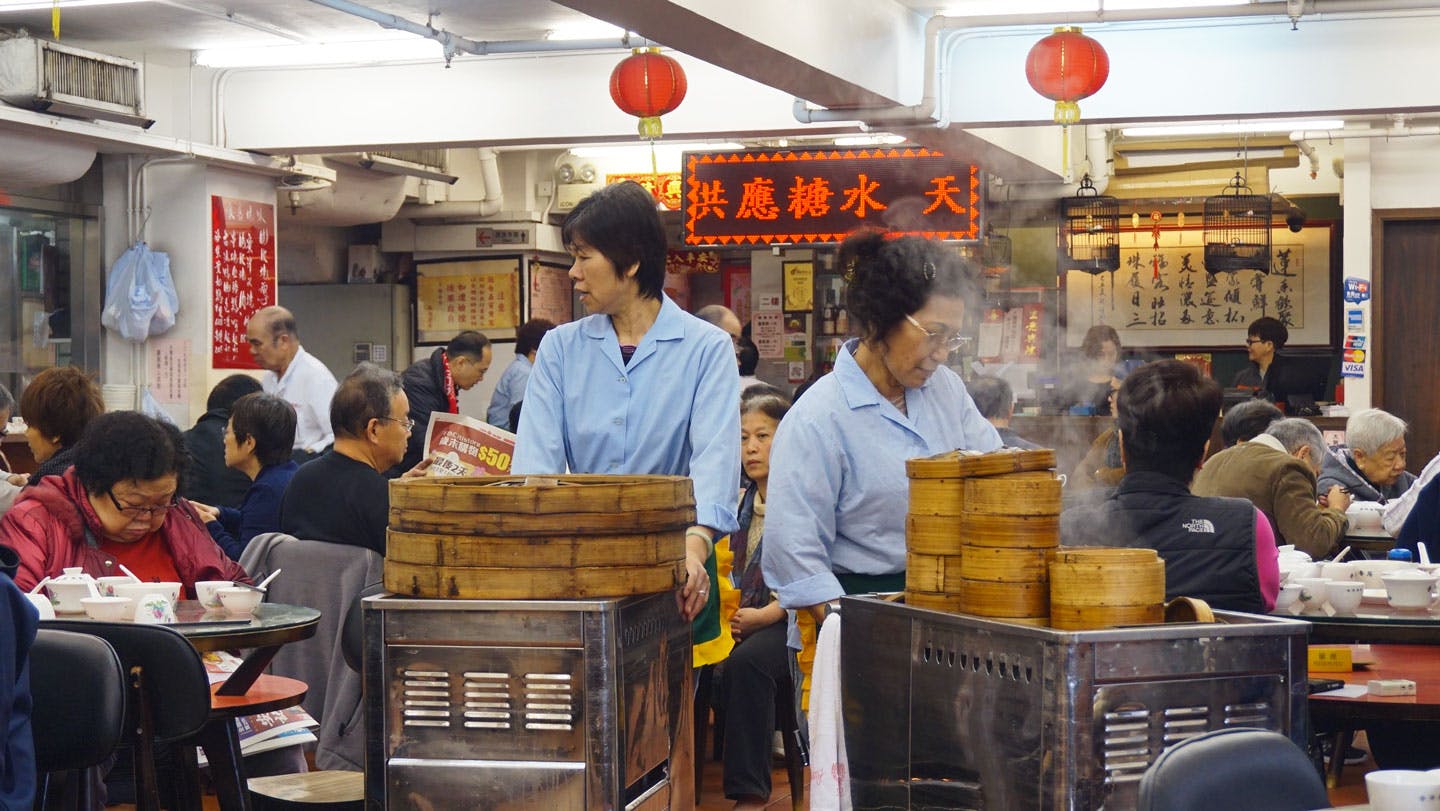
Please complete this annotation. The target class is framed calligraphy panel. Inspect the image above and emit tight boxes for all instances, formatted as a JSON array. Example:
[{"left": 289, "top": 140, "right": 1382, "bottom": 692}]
[
  {"left": 527, "top": 261, "right": 573, "bottom": 326},
  {"left": 415, "top": 257, "right": 522, "bottom": 343},
  {"left": 1064, "top": 224, "right": 1333, "bottom": 349},
  {"left": 210, "top": 195, "right": 276, "bottom": 369}
]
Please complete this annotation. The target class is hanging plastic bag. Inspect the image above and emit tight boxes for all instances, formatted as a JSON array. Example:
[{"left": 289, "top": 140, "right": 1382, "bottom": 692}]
[
  {"left": 139, "top": 386, "right": 177, "bottom": 427},
  {"left": 101, "top": 242, "right": 179, "bottom": 342}
]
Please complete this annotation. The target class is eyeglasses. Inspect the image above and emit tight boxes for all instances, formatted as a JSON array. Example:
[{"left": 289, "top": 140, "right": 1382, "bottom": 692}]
[
  {"left": 1245, "top": 338, "right": 1266, "bottom": 345},
  {"left": 106, "top": 489, "right": 178, "bottom": 520},
  {"left": 903, "top": 314, "right": 968, "bottom": 353},
  {"left": 377, "top": 416, "right": 415, "bottom": 432}
]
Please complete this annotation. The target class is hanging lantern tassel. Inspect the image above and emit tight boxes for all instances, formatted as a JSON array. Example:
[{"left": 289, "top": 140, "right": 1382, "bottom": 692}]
[
  {"left": 1025, "top": 27, "right": 1110, "bottom": 177},
  {"left": 610, "top": 47, "right": 688, "bottom": 141}
]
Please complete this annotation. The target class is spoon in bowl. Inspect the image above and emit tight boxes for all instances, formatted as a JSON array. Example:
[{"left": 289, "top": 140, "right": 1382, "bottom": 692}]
[
  {"left": 1420, "top": 542, "right": 1432, "bottom": 566},
  {"left": 1333, "top": 546, "right": 1353, "bottom": 564},
  {"left": 117, "top": 564, "right": 142, "bottom": 583},
  {"left": 233, "top": 568, "right": 283, "bottom": 594}
]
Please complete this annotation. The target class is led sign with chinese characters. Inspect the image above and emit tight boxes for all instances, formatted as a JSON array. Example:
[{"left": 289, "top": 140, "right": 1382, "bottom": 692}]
[{"left": 683, "top": 148, "right": 981, "bottom": 245}]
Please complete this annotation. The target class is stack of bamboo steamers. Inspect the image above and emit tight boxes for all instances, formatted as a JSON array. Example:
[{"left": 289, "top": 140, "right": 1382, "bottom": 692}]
[{"left": 905, "top": 448, "right": 1165, "bottom": 630}]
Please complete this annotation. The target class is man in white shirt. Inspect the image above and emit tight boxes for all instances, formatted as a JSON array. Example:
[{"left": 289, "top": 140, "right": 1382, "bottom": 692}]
[{"left": 246, "top": 305, "right": 338, "bottom": 460}]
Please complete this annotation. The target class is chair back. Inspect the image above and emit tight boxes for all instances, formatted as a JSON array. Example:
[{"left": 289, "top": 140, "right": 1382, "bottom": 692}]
[
  {"left": 248, "top": 534, "right": 382, "bottom": 771},
  {"left": 341, "top": 583, "right": 385, "bottom": 675},
  {"left": 1137, "top": 727, "right": 1329, "bottom": 811},
  {"left": 43, "top": 620, "right": 211, "bottom": 745},
  {"left": 30, "top": 629, "right": 126, "bottom": 772}
]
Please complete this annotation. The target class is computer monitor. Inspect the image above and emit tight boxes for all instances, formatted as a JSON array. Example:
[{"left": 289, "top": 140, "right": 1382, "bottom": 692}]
[{"left": 1271, "top": 350, "right": 1336, "bottom": 407}]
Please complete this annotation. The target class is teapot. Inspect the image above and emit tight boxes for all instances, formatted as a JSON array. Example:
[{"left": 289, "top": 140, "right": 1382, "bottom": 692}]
[{"left": 45, "top": 567, "right": 99, "bottom": 613}]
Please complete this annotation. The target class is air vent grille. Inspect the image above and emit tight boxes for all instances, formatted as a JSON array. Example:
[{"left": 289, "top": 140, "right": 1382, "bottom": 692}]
[
  {"left": 43, "top": 47, "right": 138, "bottom": 108},
  {"left": 401, "top": 669, "right": 452, "bottom": 728}
]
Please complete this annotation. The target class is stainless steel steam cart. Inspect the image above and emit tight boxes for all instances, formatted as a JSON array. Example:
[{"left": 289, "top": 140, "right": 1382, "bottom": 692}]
[
  {"left": 840, "top": 595, "right": 1310, "bottom": 811},
  {"left": 362, "top": 592, "right": 691, "bottom": 810}
]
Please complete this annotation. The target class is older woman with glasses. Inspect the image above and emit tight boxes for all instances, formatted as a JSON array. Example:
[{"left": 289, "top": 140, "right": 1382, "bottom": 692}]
[
  {"left": 763, "top": 230, "right": 1001, "bottom": 632},
  {"left": 0, "top": 410, "right": 248, "bottom": 594}
]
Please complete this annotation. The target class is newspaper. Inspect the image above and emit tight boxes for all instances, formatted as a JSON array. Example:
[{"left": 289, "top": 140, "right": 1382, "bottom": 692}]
[
  {"left": 198, "top": 651, "right": 319, "bottom": 764},
  {"left": 422, "top": 411, "right": 517, "bottom": 476}
]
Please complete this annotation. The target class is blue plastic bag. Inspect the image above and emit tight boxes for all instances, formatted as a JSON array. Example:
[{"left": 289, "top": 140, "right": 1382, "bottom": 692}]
[{"left": 101, "top": 242, "right": 179, "bottom": 342}]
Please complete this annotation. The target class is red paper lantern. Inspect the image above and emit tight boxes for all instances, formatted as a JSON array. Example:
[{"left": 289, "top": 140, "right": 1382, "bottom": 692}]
[
  {"left": 1025, "top": 26, "right": 1109, "bottom": 124},
  {"left": 609, "top": 47, "right": 688, "bottom": 140}
]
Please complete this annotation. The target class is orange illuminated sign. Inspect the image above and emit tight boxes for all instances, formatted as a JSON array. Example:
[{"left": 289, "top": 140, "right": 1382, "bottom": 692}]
[{"left": 683, "top": 148, "right": 982, "bottom": 245}]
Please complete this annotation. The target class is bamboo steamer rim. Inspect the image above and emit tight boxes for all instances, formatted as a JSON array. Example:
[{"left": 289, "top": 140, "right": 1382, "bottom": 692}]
[
  {"left": 958, "top": 514, "right": 1061, "bottom": 548},
  {"left": 906, "top": 448, "right": 1057, "bottom": 479},
  {"left": 1164, "top": 596, "right": 1216, "bottom": 623},
  {"left": 908, "top": 479, "right": 967, "bottom": 517},
  {"left": 906, "top": 514, "right": 962, "bottom": 555},
  {"left": 958, "top": 578, "right": 1049, "bottom": 616},
  {"left": 389, "top": 474, "right": 695, "bottom": 514},
  {"left": 959, "top": 546, "right": 1050, "bottom": 582},
  {"left": 905, "top": 552, "right": 965, "bottom": 593},
  {"left": 384, "top": 558, "right": 683, "bottom": 600},
  {"left": 962, "top": 476, "right": 1062, "bottom": 516},
  {"left": 386, "top": 528, "right": 685, "bottom": 568},
  {"left": 1049, "top": 602, "right": 1164, "bottom": 630},
  {"left": 1049, "top": 546, "right": 1161, "bottom": 566},
  {"left": 391, "top": 505, "right": 696, "bottom": 536}
]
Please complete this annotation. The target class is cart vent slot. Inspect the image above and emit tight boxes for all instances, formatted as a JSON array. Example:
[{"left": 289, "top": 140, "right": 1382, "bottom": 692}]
[
  {"left": 458, "top": 672, "right": 513, "bottom": 730},
  {"left": 1223, "top": 700, "right": 1273, "bottom": 727},
  {"left": 523, "top": 672, "right": 575, "bottom": 731},
  {"left": 1101, "top": 702, "right": 1155, "bottom": 785},
  {"left": 402, "top": 669, "right": 453, "bottom": 728}
]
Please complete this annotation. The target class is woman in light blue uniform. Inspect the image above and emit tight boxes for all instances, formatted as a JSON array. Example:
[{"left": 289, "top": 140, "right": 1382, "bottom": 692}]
[
  {"left": 513, "top": 181, "right": 740, "bottom": 624},
  {"left": 762, "top": 230, "right": 1001, "bottom": 627}
]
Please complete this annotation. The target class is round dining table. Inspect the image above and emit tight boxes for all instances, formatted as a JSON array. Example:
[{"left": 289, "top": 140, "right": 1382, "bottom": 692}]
[{"left": 43, "top": 600, "right": 321, "bottom": 811}]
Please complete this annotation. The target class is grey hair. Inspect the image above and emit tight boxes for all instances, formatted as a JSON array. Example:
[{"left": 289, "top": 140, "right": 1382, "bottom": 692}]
[
  {"left": 694, "top": 305, "right": 737, "bottom": 329},
  {"left": 1264, "top": 417, "right": 1327, "bottom": 455},
  {"left": 1345, "top": 408, "right": 1408, "bottom": 455}
]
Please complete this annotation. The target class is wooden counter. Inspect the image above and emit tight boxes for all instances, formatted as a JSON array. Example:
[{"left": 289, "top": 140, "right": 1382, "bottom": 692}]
[{"left": 1, "top": 434, "right": 35, "bottom": 476}]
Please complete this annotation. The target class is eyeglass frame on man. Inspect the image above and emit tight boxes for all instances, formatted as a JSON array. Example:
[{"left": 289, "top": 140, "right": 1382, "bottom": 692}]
[
  {"left": 376, "top": 416, "right": 415, "bottom": 432},
  {"left": 105, "top": 489, "right": 179, "bottom": 520},
  {"left": 903, "top": 314, "right": 968, "bottom": 353}
]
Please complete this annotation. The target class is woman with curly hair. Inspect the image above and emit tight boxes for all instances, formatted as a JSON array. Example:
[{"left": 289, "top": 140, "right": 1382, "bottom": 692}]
[
  {"left": 18, "top": 366, "right": 104, "bottom": 486},
  {"left": 762, "top": 230, "right": 1001, "bottom": 627}
]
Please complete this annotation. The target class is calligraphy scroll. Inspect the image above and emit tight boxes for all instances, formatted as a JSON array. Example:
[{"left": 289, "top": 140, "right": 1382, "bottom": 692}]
[
  {"left": 416, "top": 258, "right": 521, "bottom": 343},
  {"left": 211, "top": 195, "right": 276, "bottom": 368},
  {"left": 527, "top": 262, "right": 573, "bottom": 326}
]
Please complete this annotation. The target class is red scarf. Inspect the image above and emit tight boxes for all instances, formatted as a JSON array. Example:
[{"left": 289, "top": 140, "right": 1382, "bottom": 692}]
[{"left": 441, "top": 351, "right": 459, "bottom": 413}]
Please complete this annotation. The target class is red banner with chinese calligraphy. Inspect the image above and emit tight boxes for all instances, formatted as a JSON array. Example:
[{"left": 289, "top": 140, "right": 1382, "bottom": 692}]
[
  {"left": 683, "top": 148, "right": 981, "bottom": 245},
  {"left": 609, "top": 172, "right": 683, "bottom": 210},
  {"left": 211, "top": 195, "right": 276, "bottom": 369}
]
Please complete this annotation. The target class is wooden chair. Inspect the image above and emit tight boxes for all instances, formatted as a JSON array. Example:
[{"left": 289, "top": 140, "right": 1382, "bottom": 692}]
[{"left": 30, "top": 628, "right": 127, "bottom": 810}]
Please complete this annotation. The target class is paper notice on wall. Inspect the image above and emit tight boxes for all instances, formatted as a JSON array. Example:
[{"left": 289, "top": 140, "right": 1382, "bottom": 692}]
[
  {"left": 754, "top": 310, "right": 784, "bottom": 359},
  {"left": 423, "top": 412, "right": 517, "bottom": 476},
  {"left": 782, "top": 262, "right": 814, "bottom": 311},
  {"left": 147, "top": 338, "right": 191, "bottom": 404}
]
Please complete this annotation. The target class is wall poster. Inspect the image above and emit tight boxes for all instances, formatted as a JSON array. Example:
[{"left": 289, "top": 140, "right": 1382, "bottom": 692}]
[
  {"left": 1064, "top": 225, "right": 1332, "bottom": 349},
  {"left": 528, "top": 261, "right": 573, "bottom": 325},
  {"left": 416, "top": 257, "right": 522, "bottom": 343},
  {"left": 210, "top": 195, "right": 276, "bottom": 369},
  {"left": 723, "top": 264, "right": 752, "bottom": 328}
]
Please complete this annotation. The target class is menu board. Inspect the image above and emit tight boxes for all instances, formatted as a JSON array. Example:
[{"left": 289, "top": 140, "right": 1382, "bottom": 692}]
[
  {"left": 416, "top": 258, "right": 521, "bottom": 342},
  {"left": 210, "top": 195, "right": 276, "bottom": 368},
  {"left": 528, "top": 262, "right": 573, "bottom": 325}
]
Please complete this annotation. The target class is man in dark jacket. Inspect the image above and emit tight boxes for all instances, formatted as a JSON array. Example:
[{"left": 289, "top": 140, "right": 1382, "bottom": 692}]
[
  {"left": 391, "top": 331, "right": 492, "bottom": 475},
  {"left": 181, "top": 374, "right": 261, "bottom": 508},
  {"left": 1061, "top": 360, "right": 1279, "bottom": 613}
]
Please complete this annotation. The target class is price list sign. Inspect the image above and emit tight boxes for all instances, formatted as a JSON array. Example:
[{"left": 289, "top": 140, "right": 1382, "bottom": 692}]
[
  {"left": 416, "top": 258, "right": 521, "bottom": 342},
  {"left": 210, "top": 195, "right": 276, "bottom": 368}
]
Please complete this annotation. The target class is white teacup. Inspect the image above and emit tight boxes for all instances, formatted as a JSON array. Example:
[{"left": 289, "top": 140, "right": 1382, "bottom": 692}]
[
  {"left": 217, "top": 587, "right": 262, "bottom": 617},
  {"left": 1366, "top": 769, "right": 1440, "bottom": 811},
  {"left": 81, "top": 596, "right": 134, "bottom": 622},
  {"left": 1293, "top": 577, "right": 1332, "bottom": 613},
  {"left": 131, "top": 593, "right": 176, "bottom": 624},
  {"left": 1321, "top": 561, "right": 1359, "bottom": 582},
  {"left": 195, "top": 580, "right": 234, "bottom": 609},
  {"left": 114, "top": 581, "right": 181, "bottom": 607},
  {"left": 24, "top": 592, "right": 55, "bottom": 620},
  {"left": 1327, "top": 580, "right": 1365, "bottom": 614},
  {"left": 94, "top": 576, "right": 135, "bottom": 597},
  {"left": 1383, "top": 570, "right": 1440, "bottom": 610},
  {"left": 1274, "top": 583, "right": 1303, "bottom": 612}
]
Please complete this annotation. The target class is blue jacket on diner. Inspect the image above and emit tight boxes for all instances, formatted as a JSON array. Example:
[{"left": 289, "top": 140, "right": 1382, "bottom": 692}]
[
  {"left": 207, "top": 461, "right": 300, "bottom": 561},
  {"left": 0, "top": 571, "right": 36, "bottom": 808}
]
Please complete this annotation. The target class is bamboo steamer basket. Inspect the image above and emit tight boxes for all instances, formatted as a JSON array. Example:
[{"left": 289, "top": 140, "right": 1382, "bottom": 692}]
[
  {"left": 962, "top": 472, "right": 1062, "bottom": 517},
  {"left": 385, "top": 475, "right": 692, "bottom": 599},
  {"left": 957, "top": 578, "right": 1048, "bottom": 617},
  {"left": 958, "top": 515, "right": 1061, "bottom": 548},
  {"left": 958, "top": 546, "right": 1051, "bottom": 583},
  {"left": 908, "top": 478, "right": 966, "bottom": 517},
  {"left": 1049, "top": 602, "right": 1164, "bottom": 630},
  {"left": 1049, "top": 559, "right": 1166, "bottom": 605},
  {"left": 904, "top": 590, "right": 965, "bottom": 613},
  {"left": 906, "top": 448, "right": 1056, "bottom": 479},
  {"left": 906, "top": 515, "right": 962, "bottom": 555},
  {"left": 1049, "top": 547, "right": 1162, "bottom": 567},
  {"left": 905, "top": 552, "right": 964, "bottom": 594}
]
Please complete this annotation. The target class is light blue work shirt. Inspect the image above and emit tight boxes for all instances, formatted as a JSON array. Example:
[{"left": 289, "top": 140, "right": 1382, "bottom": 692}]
[
  {"left": 761, "top": 339, "right": 1001, "bottom": 610},
  {"left": 513, "top": 295, "right": 741, "bottom": 535},
  {"left": 486, "top": 354, "right": 532, "bottom": 429}
]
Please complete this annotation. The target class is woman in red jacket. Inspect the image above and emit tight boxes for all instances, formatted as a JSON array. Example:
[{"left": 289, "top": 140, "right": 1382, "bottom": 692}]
[{"left": 1, "top": 410, "right": 249, "bottom": 595}]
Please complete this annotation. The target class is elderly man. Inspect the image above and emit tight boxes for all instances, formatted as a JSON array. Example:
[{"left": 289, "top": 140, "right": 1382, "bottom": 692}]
[
  {"left": 1061, "top": 360, "right": 1279, "bottom": 612},
  {"left": 246, "top": 305, "right": 338, "bottom": 460},
  {"left": 279, "top": 364, "right": 425, "bottom": 555},
  {"left": 968, "top": 376, "right": 1041, "bottom": 450},
  {"left": 398, "top": 330, "right": 493, "bottom": 473},
  {"left": 1220, "top": 399, "right": 1284, "bottom": 448},
  {"left": 1193, "top": 418, "right": 1349, "bottom": 559},
  {"left": 695, "top": 304, "right": 743, "bottom": 364},
  {"left": 1318, "top": 408, "right": 1416, "bottom": 503}
]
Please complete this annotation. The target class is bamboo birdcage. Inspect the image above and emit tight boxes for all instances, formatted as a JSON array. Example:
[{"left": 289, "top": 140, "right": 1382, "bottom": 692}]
[
  {"left": 1057, "top": 175, "right": 1120, "bottom": 274},
  {"left": 1203, "top": 172, "right": 1273, "bottom": 273}
]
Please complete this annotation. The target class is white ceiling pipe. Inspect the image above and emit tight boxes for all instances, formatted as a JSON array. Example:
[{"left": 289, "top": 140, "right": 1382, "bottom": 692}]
[
  {"left": 400, "top": 148, "right": 505, "bottom": 221},
  {"left": 1293, "top": 139, "right": 1319, "bottom": 179},
  {"left": 1291, "top": 126, "right": 1440, "bottom": 140}
]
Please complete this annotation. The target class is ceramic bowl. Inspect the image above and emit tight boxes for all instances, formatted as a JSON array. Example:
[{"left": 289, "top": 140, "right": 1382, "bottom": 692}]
[
  {"left": 113, "top": 581, "right": 181, "bottom": 606},
  {"left": 94, "top": 576, "right": 135, "bottom": 597},
  {"left": 1321, "top": 561, "right": 1359, "bottom": 582},
  {"left": 218, "top": 587, "right": 262, "bottom": 616},
  {"left": 1366, "top": 769, "right": 1440, "bottom": 811},
  {"left": 1327, "top": 580, "right": 1365, "bottom": 614},
  {"left": 1273, "top": 583, "right": 1303, "bottom": 612},
  {"left": 1292, "top": 577, "right": 1332, "bottom": 613},
  {"left": 1347, "top": 501, "right": 1388, "bottom": 533},
  {"left": 194, "top": 580, "right": 234, "bottom": 609},
  {"left": 1353, "top": 560, "right": 1419, "bottom": 590},
  {"left": 24, "top": 592, "right": 55, "bottom": 620},
  {"left": 1383, "top": 570, "right": 1440, "bottom": 610},
  {"left": 80, "top": 596, "right": 134, "bottom": 622}
]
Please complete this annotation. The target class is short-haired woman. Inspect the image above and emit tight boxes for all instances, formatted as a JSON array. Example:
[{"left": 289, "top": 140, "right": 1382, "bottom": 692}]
[
  {"left": 18, "top": 366, "right": 104, "bottom": 486},
  {"left": 762, "top": 230, "right": 1001, "bottom": 626},
  {"left": 514, "top": 181, "right": 740, "bottom": 627},
  {"left": 1317, "top": 407, "right": 1415, "bottom": 502},
  {"left": 199, "top": 393, "right": 300, "bottom": 561},
  {"left": 1, "top": 411, "right": 249, "bottom": 593}
]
